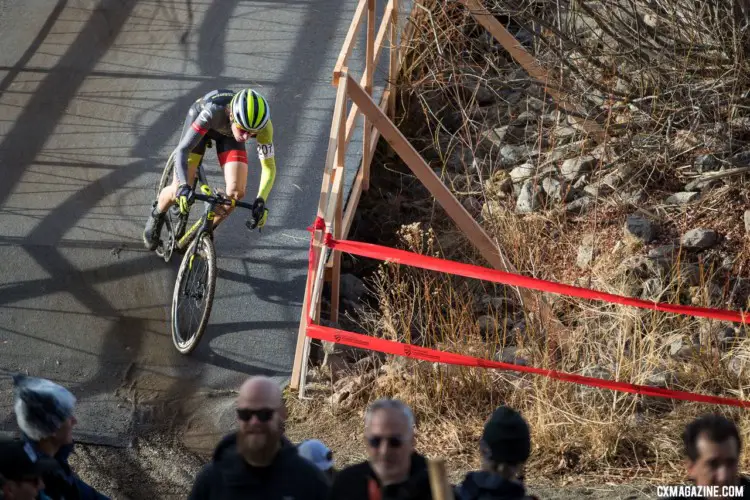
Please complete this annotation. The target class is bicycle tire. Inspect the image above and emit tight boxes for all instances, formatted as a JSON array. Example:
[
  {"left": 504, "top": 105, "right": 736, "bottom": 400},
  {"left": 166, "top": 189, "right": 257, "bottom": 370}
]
[
  {"left": 156, "top": 149, "right": 189, "bottom": 240},
  {"left": 170, "top": 233, "right": 217, "bottom": 355},
  {"left": 157, "top": 150, "right": 176, "bottom": 199}
]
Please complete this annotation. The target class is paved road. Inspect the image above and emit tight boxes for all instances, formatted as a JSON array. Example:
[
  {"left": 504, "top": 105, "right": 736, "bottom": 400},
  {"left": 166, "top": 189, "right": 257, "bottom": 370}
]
[{"left": 0, "top": 0, "right": 402, "bottom": 447}]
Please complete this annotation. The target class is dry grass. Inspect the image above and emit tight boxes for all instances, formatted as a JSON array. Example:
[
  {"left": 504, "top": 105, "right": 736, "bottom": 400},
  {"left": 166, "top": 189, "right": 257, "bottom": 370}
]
[{"left": 294, "top": 0, "right": 750, "bottom": 485}]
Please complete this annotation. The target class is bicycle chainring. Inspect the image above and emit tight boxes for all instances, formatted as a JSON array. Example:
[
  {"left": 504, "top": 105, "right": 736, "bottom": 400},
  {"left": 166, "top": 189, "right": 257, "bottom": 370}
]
[{"left": 156, "top": 216, "right": 176, "bottom": 263}]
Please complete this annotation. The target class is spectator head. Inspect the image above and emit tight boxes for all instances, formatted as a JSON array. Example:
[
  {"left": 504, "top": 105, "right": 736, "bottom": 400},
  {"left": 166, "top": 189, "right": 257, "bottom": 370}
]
[
  {"left": 297, "top": 439, "right": 335, "bottom": 480},
  {"left": 364, "top": 398, "right": 416, "bottom": 486},
  {"left": 683, "top": 414, "right": 742, "bottom": 489},
  {"left": 12, "top": 375, "right": 77, "bottom": 448},
  {"left": 479, "top": 406, "right": 531, "bottom": 479},
  {"left": 236, "top": 376, "right": 287, "bottom": 466},
  {"left": 0, "top": 440, "right": 51, "bottom": 500}
]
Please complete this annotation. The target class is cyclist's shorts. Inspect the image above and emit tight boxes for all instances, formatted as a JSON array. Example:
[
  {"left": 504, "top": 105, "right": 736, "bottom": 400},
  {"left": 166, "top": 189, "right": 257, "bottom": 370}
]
[{"left": 181, "top": 102, "right": 248, "bottom": 167}]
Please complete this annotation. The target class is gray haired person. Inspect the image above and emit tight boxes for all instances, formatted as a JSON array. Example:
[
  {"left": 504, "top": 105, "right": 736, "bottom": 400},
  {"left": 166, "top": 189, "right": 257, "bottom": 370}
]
[
  {"left": 12, "top": 374, "right": 110, "bottom": 500},
  {"left": 329, "top": 398, "right": 433, "bottom": 500}
]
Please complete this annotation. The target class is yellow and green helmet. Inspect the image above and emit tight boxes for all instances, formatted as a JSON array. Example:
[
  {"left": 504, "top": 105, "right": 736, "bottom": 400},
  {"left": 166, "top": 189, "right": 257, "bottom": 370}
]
[{"left": 230, "top": 88, "right": 270, "bottom": 132}]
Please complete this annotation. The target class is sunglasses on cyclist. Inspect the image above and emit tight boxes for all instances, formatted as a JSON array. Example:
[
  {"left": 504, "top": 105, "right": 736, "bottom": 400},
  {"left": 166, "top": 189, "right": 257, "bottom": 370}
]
[
  {"left": 236, "top": 408, "right": 276, "bottom": 422},
  {"left": 229, "top": 115, "right": 258, "bottom": 136},
  {"left": 366, "top": 435, "right": 405, "bottom": 449}
]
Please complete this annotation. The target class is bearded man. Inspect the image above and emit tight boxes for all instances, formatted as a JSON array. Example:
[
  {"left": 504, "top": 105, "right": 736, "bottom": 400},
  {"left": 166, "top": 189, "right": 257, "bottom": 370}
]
[{"left": 187, "top": 376, "right": 329, "bottom": 500}]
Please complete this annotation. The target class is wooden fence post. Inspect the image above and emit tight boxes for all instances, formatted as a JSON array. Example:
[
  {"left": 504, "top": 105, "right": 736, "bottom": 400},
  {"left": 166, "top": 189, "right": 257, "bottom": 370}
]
[{"left": 362, "top": 0, "right": 376, "bottom": 191}]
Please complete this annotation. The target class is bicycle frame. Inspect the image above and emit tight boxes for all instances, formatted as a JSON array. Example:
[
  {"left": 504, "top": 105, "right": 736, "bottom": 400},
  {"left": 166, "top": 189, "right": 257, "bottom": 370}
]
[
  {"left": 176, "top": 186, "right": 217, "bottom": 252},
  {"left": 174, "top": 163, "right": 217, "bottom": 252}
]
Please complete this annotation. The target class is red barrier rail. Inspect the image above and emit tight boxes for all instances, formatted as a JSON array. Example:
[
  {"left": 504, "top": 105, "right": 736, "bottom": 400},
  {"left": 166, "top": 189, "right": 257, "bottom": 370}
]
[
  {"left": 307, "top": 322, "right": 750, "bottom": 408},
  {"left": 301, "top": 223, "right": 750, "bottom": 408},
  {"left": 322, "top": 233, "right": 750, "bottom": 324}
]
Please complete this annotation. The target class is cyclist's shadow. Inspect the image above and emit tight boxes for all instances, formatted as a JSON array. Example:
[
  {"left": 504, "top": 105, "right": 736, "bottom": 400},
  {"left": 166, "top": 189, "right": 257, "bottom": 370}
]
[{"left": 216, "top": 267, "right": 307, "bottom": 307}]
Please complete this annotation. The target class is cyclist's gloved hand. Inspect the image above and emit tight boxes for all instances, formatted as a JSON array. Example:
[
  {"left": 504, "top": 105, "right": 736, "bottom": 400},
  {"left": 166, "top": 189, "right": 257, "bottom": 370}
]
[
  {"left": 175, "top": 184, "right": 194, "bottom": 215},
  {"left": 247, "top": 197, "right": 268, "bottom": 230}
]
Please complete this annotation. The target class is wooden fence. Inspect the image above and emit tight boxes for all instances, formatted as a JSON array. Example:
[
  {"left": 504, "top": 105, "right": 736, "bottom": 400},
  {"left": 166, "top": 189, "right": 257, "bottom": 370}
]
[{"left": 290, "top": 0, "right": 607, "bottom": 394}]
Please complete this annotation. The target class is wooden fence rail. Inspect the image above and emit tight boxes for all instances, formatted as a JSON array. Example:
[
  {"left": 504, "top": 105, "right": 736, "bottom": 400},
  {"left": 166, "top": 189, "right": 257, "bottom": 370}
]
[{"left": 290, "top": 0, "right": 608, "bottom": 393}]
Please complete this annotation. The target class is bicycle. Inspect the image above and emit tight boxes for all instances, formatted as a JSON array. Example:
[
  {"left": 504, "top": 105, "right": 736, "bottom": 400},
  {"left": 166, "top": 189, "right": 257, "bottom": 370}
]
[{"left": 152, "top": 146, "right": 262, "bottom": 355}]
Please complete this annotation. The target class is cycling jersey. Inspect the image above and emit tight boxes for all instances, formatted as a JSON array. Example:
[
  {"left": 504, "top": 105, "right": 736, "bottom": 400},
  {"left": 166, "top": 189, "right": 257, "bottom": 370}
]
[{"left": 174, "top": 89, "right": 276, "bottom": 201}]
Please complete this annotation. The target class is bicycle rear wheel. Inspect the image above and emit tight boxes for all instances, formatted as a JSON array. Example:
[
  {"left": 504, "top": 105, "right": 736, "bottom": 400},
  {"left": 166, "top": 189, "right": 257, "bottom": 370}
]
[
  {"left": 171, "top": 233, "right": 217, "bottom": 355},
  {"left": 156, "top": 150, "right": 189, "bottom": 240}
]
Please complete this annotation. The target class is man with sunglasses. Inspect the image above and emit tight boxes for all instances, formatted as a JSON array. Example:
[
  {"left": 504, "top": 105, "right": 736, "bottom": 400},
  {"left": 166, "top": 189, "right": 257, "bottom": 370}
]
[
  {"left": 143, "top": 87, "right": 275, "bottom": 251},
  {"left": 329, "top": 399, "right": 433, "bottom": 500},
  {"left": 187, "top": 376, "right": 329, "bottom": 500}
]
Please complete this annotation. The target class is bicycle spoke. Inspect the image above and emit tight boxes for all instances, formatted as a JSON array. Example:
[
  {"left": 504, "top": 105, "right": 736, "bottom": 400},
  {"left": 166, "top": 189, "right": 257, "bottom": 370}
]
[{"left": 175, "top": 247, "right": 209, "bottom": 342}]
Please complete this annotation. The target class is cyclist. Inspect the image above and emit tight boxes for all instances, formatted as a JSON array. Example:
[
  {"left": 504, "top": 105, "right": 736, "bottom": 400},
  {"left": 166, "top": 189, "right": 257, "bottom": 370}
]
[{"left": 143, "top": 88, "right": 275, "bottom": 251}]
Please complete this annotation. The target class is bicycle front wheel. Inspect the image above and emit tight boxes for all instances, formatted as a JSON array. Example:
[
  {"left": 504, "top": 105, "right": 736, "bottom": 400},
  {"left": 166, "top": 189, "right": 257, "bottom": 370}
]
[{"left": 171, "top": 233, "right": 217, "bottom": 355}]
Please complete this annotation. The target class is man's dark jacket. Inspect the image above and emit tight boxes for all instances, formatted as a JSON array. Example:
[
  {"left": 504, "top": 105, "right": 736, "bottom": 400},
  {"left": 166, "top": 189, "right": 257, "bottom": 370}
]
[
  {"left": 328, "top": 452, "right": 433, "bottom": 500},
  {"left": 187, "top": 433, "right": 330, "bottom": 500},
  {"left": 455, "top": 471, "right": 539, "bottom": 500}
]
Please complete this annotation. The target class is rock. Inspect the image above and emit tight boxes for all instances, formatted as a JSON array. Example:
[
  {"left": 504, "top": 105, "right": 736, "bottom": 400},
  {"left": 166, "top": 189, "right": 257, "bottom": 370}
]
[
  {"left": 648, "top": 244, "right": 679, "bottom": 261},
  {"left": 718, "top": 326, "right": 746, "bottom": 349},
  {"left": 576, "top": 234, "right": 596, "bottom": 269},
  {"left": 542, "top": 177, "right": 569, "bottom": 202},
  {"left": 484, "top": 171, "right": 513, "bottom": 196},
  {"left": 672, "top": 129, "right": 700, "bottom": 151},
  {"left": 484, "top": 125, "right": 526, "bottom": 146},
  {"left": 481, "top": 295, "right": 516, "bottom": 313},
  {"left": 640, "top": 277, "right": 664, "bottom": 300},
  {"left": 500, "top": 145, "right": 527, "bottom": 166},
  {"left": 721, "top": 254, "right": 735, "bottom": 272},
  {"left": 516, "top": 179, "right": 543, "bottom": 213},
  {"left": 577, "top": 365, "right": 612, "bottom": 397},
  {"left": 689, "top": 283, "right": 723, "bottom": 307},
  {"left": 619, "top": 255, "right": 668, "bottom": 280},
  {"left": 352, "top": 354, "right": 382, "bottom": 372},
  {"left": 514, "top": 111, "right": 537, "bottom": 124},
  {"left": 329, "top": 377, "right": 357, "bottom": 405},
  {"left": 496, "top": 346, "right": 527, "bottom": 366},
  {"left": 676, "top": 263, "right": 702, "bottom": 286},
  {"left": 554, "top": 126, "right": 578, "bottom": 140},
  {"left": 561, "top": 156, "right": 596, "bottom": 181},
  {"left": 526, "top": 96, "right": 546, "bottom": 112},
  {"left": 477, "top": 315, "right": 498, "bottom": 335},
  {"left": 601, "top": 168, "right": 629, "bottom": 188},
  {"left": 541, "top": 113, "right": 559, "bottom": 126},
  {"left": 624, "top": 214, "right": 657, "bottom": 243},
  {"left": 583, "top": 182, "right": 613, "bottom": 198},
  {"left": 732, "top": 150, "right": 750, "bottom": 166},
  {"left": 565, "top": 196, "right": 593, "bottom": 214},
  {"left": 573, "top": 175, "right": 588, "bottom": 189},
  {"left": 622, "top": 189, "right": 647, "bottom": 205},
  {"left": 670, "top": 338, "right": 697, "bottom": 360},
  {"left": 685, "top": 177, "right": 721, "bottom": 191},
  {"left": 481, "top": 200, "right": 503, "bottom": 222},
  {"left": 729, "top": 357, "right": 745, "bottom": 377},
  {"left": 505, "top": 91, "right": 524, "bottom": 107},
  {"left": 510, "top": 164, "right": 535, "bottom": 183},
  {"left": 666, "top": 192, "right": 699, "bottom": 205},
  {"left": 694, "top": 154, "right": 721, "bottom": 173},
  {"left": 341, "top": 274, "right": 367, "bottom": 303},
  {"left": 744, "top": 210, "right": 750, "bottom": 234},
  {"left": 681, "top": 229, "right": 719, "bottom": 250},
  {"left": 440, "top": 110, "right": 465, "bottom": 133},
  {"left": 474, "top": 86, "right": 496, "bottom": 106},
  {"left": 462, "top": 196, "right": 482, "bottom": 215},
  {"left": 645, "top": 371, "right": 675, "bottom": 388}
]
